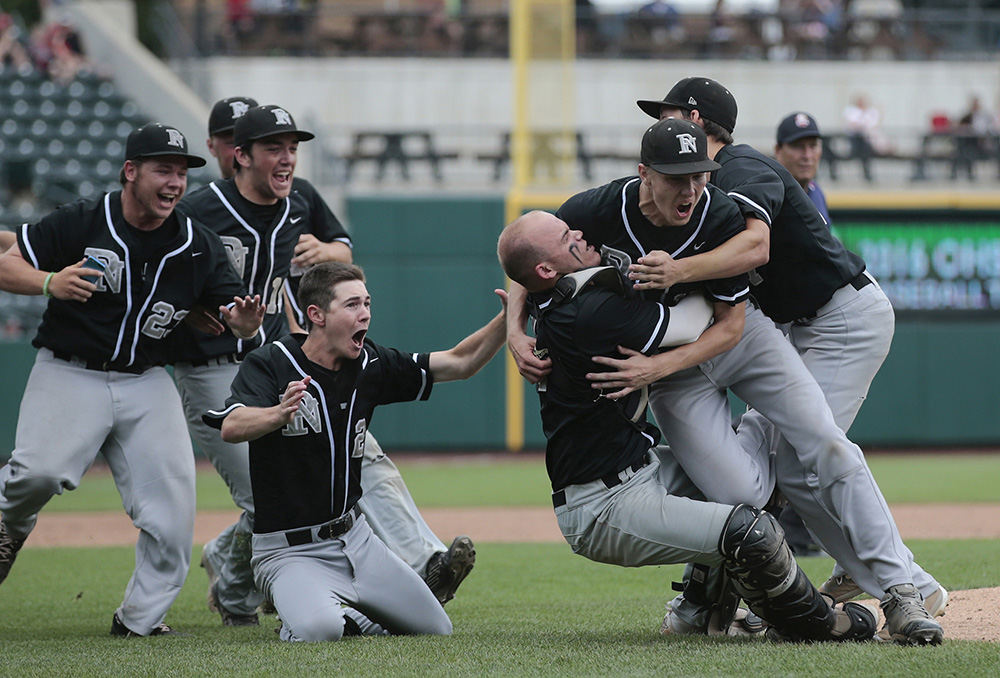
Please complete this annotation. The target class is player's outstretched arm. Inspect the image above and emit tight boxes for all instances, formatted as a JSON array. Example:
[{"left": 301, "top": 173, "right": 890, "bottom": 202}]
[
  {"left": 630, "top": 218, "right": 769, "bottom": 289},
  {"left": 219, "top": 295, "right": 264, "bottom": 340},
  {"left": 221, "top": 376, "right": 312, "bottom": 443},
  {"left": 587, "top": 300, "right": 745, "bottom": 399},
  {"left": 0, "top": 247, "right": 102, "bottom": 301},
  {"left": 428, "top": 290, "right": 507, "bottom": 383},
  {"left": 505, "top": 280, "right": 551, "bottom": 384},
  {"left": 292, "top": 234, "right": 353, "bottom": 268},
  {"left": 0, "top": 230, "right": 16, "bottom": 253}
]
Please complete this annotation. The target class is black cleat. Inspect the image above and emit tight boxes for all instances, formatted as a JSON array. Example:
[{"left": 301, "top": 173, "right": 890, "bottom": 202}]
[
  {"left": 110, "top": 613, "right": 179, "bottom": 637},
  {"left": 0, "top": 521, "right": 26, "bottom": 586},
  {"left": 424, "top": 536, "right": 476, "bottom": 605}
]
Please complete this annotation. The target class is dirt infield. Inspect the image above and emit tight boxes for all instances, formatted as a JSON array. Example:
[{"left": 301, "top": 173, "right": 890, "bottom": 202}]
[
  {"left": 27, "top": 503, "right": 1000, "bottom": 643},
  {"left": 28, "top": 502, "right": 1000, "bottom": 547}
]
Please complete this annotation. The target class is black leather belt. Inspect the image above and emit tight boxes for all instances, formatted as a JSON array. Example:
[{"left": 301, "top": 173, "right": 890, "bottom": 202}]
[
  {"left": 552, "top": 457, "right": 651, "bottom": 508},
  {"left": 850, "top": 271, "right": 873, "bottom": 291},
  {"left": 800, "top": 271, "right": 873, "bottom": 321},
  {"left": 284, "top": 506, "right": 361, "bottom": 547},
  {"left": 51, "top": 350, "right": 150, "bottom": 374}
]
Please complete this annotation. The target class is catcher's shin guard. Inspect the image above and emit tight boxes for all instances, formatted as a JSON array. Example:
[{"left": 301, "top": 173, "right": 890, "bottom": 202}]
[{"left": 719, "top": 504, "right": 873, "bottom": 641}]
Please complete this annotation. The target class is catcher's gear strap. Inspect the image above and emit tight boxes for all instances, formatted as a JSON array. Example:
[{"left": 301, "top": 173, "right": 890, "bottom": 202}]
[
  {"left": 719, "top": 504, "right": 836, "bottom": 640},
  {"left": 551, "top": 266, "right": 627, "bottom": 304}
]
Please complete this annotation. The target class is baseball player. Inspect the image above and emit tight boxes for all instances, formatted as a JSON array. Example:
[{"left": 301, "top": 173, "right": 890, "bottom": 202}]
[
  {"left": 623, "top": 77, "right": 945, "bottom": 644},
  {"left": 507, "top": 118, "right": 943, "bottom": 645},
  {"left": 177, "top": 101, "right": 472, "bottom": 627},
  {"left": 771, "top": 110, "right": 829, "bottom": 556},
  {"left": 203, "top": 262, "right": 506, "bottom": 642},
  {"left": 497, "top": 210, "right": 875, "bottom": 643},
  {"left": 0, "top": 123, "right": 263, "bottom": 636}
]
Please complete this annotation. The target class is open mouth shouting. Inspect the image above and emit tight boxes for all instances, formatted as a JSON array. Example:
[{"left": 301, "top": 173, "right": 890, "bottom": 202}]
[
  {"left": 157, "top": 191, "right": 180, "bottom": 211},
  {"left": 351, "top": 328, "right": 367, "bottom": 351},
  {"left": 273, "top": 170, "right": 292, "bottom": 194},
  {"left": 674, "top": 200, "right": 693, "bottom": 221}
]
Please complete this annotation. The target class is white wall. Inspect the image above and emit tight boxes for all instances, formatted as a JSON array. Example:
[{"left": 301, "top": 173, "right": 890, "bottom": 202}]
[{"left": 198, "top": 57, "right": 1000, "bottom": 149}]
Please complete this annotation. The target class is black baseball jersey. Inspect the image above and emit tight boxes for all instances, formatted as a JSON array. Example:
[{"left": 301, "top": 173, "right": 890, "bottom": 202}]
[
  {"left": 713, "top": 144, "right": 865, "bottom": 322},
  {"left": 529, "top": 269, "right": 670, "bottom": 491},
  {"left": 283, "top": 177, "right": 353, "bottom": 328},
  {"left": 17, "top": 192, "right": 246, "bottom": 369},
  {"left": 206, "top": 334, "right": 433, "bottom": 534},
  {"left": 557, "top": 177, "right": 750, "bottom": 306},
  {"left": 171, "top": 177, "right": 349, "bottom": 360}
]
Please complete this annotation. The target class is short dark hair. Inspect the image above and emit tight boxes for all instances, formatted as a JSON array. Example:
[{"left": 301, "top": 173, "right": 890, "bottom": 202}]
[
  {"left": 298, "top": 262, "right": 366, "bottom": 330},
  {"left": 702, "top": 119, "right": 733, "bottom": 145},
  {"left": 119, "top": 158, "right": 143, "bottom": 185},
  {"left": 673, "top": 109, "right": 734, "bottom": 145},
  {"left": 233, "top": 142, "right": 252, "bottom": 173}
]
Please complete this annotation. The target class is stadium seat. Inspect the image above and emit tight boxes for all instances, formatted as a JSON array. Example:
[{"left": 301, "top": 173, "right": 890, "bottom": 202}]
[{"left": 0, "top": 69, "right": 149, "bottom": 231}]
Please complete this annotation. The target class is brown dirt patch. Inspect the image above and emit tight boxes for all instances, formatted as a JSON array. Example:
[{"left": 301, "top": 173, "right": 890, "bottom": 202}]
[
  {"left": 28, "top": 502, "right": 1000, "bottom": 547},
  {"left": 855, "top": 588, "right": 1000, "bottom": 644},
  {"left": 26, "top": 503, "right": 1000, "bottom": 643}
]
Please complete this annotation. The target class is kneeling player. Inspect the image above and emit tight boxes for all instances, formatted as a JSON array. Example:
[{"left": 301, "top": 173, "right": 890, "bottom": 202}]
[{"left": 205, "top": 262, "right": 505, "bottom": 641}]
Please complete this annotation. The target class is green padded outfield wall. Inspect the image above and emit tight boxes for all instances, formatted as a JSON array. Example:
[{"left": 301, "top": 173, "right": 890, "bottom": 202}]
[
  {"left": 1, "top": 198, "right": 998, "bottom": 457},
  {"left": 347, "top": 195, "right": 510, "bottom": 449}
]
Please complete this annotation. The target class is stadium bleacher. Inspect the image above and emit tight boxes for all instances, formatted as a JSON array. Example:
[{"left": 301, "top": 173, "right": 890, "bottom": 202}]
[{"left": 0, "top": 67, "right": 150, "bottom": 228}]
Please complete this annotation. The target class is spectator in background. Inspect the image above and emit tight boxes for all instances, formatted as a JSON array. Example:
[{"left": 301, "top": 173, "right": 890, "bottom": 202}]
[
  {"left": 27, "top": 19, "right": 89, "bottom": 83},
  {"left": 952, "top": 96, "right": 996, "bottom": 181},
  {"left": 223, "top": 0, "right": 256, "bottom": 52},
  {"left": 636, "top": 0, "right": 683, "bottom": 47},
  {"left": 0, "top": 13, "right": 31, "bottom": 71},
  {"left": 45, "top": 22, "right": 87, "bottom": 83},
  {"left": 774, "top": 111, "right": 830, "bottom": 223},
  {"left": 791, "top": 0, "right": 843, "bottom": 57},
  {"left": 842, "top": 94, "right": 889, "bottom": 182},
  {"left": 419, "top": 0, "right": 464, "bottom": 54}
]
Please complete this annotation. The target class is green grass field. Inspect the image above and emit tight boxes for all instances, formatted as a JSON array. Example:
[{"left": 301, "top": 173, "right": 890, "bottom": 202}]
[
  {"left": 40, "top": 451, "right": 1000, "bottom": 513},
  {"left": 2, "top": 453, "right": 999, "bottom": 676}
]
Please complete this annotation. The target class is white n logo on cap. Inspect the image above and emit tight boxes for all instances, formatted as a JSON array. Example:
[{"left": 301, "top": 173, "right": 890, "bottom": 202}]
[
  {"left": 677, "top": 133, "right": 698, "bottom": 154},
  {"left": 165, "top": 128, "right": 185, "bottom": 148},
  {"left": 230, "top": 101, "right": 250, "bottom": 118},
  {"left": 272, "top": 108, "right": 293, "bottom": 126}
]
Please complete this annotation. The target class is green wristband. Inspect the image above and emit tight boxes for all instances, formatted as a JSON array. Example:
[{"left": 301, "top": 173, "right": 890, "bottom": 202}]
[{"left": 42, "top": 271, "right": 55, "bottom": 298}]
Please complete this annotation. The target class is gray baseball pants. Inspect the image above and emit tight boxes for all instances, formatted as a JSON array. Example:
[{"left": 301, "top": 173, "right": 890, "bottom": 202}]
[
  {"left": 174, "top": 361, "right": 446, "bottom": 615},
  {"left": 737, "top": 275, "right": 939, "bottom": 598},
  {"left": 651, "top": 302, "right": 936, "bottom": 595},
  {"left": 553, "top": 451, "right": 731, "bottom": 568},
  {"left": 251, "top": 513, "right": 451, "bottom": 642},
  {"left": 0, "top": 349, "right": 195, "bottom": 635}
]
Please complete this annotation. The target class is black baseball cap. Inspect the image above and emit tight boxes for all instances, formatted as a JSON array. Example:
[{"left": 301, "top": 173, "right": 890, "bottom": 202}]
[
  {"left": 640, "top": 118, "right": 721, "bottom": 175},
  {"left": 125, "top": 123, "right": 206, "bottom": 168},
  {"left": 776, "top": 111, "right": 822, "bottom": 144},
  {"left": 233, "top": 105, "right": 315, "bottom": 148},
  {"left": 208, "top": 96, "right": 259, "bottom": 136},
  {"left": 637, "top": 77, "right": 738, "bottom": 134}
]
